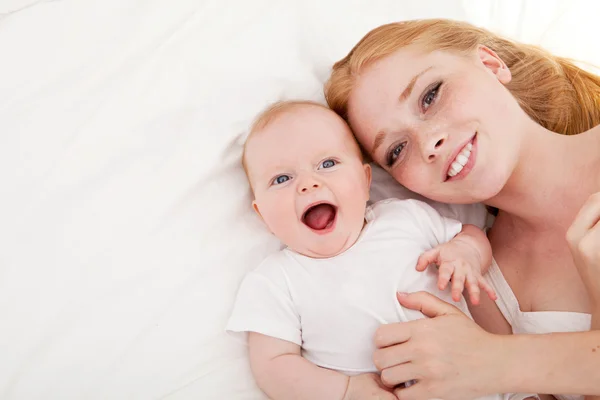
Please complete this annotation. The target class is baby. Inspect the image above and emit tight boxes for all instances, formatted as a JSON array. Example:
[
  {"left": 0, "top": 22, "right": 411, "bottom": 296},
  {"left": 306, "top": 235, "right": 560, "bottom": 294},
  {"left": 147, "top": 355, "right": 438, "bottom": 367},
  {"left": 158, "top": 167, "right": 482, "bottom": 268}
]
[{"left": 227, "top": 101, "right": 536, "bottom": 400}]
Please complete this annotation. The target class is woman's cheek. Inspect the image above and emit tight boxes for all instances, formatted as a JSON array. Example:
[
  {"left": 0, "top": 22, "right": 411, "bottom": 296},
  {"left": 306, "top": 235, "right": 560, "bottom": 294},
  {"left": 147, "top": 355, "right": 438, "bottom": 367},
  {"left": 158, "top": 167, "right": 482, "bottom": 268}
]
[{"left": 392, "top": 164, "right": 414, "bottom": 187}]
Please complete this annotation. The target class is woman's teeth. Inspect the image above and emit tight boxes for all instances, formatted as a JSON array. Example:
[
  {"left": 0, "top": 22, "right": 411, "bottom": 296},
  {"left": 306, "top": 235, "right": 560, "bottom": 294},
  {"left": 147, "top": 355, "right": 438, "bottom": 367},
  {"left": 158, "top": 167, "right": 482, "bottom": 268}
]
[{"left": 448, "top": 142, "right": 473, "bottom": 177}]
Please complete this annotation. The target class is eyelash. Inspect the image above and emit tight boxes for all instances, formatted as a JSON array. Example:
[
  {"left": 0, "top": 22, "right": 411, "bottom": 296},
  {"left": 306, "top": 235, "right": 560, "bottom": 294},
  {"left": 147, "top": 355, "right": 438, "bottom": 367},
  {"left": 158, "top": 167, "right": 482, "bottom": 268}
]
[
  {"left": 386, "top": 142, "right": 406, "bottom": 167},
  {"left": 421, "top": 81, "right": 442, "bottom": 111},
  {"left": 270, "top": 158, "right": 338, "bottom": 186},
  {"left": 319, "top": 158, "right": 338, "bottom": 169},
  {"left": 272, "top": 174, "right": 291, "bottom": 186}
]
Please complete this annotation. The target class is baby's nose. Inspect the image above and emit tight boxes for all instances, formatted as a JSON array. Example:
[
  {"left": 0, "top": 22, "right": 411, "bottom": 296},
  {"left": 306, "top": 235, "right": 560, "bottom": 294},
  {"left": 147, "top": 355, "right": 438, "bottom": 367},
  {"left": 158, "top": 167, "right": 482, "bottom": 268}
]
[{"left": 299, "top": 181, "right": 320, "bottom": 193}]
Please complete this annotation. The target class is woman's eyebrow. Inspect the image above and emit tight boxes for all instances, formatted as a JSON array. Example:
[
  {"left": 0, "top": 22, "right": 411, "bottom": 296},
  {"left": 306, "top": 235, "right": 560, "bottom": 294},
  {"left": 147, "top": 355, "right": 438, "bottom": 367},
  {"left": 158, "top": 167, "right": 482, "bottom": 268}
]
[
  {"left": 372, "top": 131, "right": 387, "bottom": 153},
  {"left": 399, "top": 66, "right": 433, "bottom": 102}
]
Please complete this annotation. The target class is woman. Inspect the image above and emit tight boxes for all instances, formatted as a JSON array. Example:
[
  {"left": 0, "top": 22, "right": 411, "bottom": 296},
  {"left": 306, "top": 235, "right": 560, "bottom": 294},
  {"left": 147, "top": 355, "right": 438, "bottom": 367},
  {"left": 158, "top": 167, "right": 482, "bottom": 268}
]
[{"left": 324, "top": 19, "right": 600, "bottom": 399}]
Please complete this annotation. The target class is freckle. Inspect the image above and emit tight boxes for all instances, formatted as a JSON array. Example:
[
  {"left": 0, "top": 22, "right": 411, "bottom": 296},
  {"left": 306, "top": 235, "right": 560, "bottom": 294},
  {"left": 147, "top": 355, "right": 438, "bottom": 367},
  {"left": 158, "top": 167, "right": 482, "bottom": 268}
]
[{"left": 593, "top": 348, "right": 597, "bottom": 352}]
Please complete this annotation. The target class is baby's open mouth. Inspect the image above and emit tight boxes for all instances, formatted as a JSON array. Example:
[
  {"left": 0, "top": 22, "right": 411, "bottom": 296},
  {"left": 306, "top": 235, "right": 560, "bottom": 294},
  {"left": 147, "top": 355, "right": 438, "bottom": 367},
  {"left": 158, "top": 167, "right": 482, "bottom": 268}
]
[{"left": 302, "top": 203, "right": 337, "bottom": 231}]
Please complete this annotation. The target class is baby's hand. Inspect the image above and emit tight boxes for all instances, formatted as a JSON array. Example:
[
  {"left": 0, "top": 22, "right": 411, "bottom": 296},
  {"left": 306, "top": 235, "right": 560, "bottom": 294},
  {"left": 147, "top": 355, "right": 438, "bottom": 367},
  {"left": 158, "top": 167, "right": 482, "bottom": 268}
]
[
  {"left": 343, "top": 373, "right": 397, "bottom": 400},
  {"left": 416, "top": 238, "right": 497, "bottom": 305}
]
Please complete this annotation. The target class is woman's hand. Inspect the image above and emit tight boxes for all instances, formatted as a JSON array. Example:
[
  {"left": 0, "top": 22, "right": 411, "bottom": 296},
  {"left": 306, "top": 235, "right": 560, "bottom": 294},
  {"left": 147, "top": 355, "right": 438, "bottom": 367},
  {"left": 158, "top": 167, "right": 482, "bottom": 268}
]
[
  {"left": 374, "top": 292, "right": 505, "bottom": 400},
  {"left": 566, "top": 192, "right": 600, "bottom": 316}
]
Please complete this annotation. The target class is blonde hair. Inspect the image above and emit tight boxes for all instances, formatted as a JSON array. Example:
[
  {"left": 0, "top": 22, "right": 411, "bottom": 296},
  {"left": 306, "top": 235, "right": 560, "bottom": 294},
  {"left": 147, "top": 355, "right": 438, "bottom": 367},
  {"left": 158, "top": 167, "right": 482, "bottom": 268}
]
[{"left": 325, "top": 19, "right": 600, "bottom": 136}]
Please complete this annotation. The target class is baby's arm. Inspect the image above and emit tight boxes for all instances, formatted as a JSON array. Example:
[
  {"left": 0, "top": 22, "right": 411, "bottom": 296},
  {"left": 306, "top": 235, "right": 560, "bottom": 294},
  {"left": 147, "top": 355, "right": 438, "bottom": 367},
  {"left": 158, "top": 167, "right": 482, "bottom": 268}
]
[
  {"left": 453, "top": 224, "right": 493, "bottom": 273},
  {"left": 248, "top": 333, "right": 395, "bottom": 400},
  {"left": 248, "top": 332, "right": 348, "bottom": 399}
]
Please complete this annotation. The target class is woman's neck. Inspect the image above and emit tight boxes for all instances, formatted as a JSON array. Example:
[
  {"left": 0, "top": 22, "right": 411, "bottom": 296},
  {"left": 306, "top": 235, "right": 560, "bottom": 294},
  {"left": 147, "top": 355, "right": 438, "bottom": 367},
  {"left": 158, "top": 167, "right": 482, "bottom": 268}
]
[{"left": 487, "top": 121, "right": 600, "bottom": 232}]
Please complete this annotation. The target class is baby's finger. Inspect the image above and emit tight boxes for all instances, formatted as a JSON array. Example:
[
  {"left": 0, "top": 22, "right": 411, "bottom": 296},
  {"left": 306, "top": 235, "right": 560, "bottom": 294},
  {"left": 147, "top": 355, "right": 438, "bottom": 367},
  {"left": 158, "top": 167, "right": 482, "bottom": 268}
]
[
  {"left": 416, "top": 248, "right": 439, "bottom": 272},
  {"left": 451, "top": 267, "right": 466, "bottom": 302},
  {"left": 437, "top": 262, "right": 454, "bottom": 291},
  {"left": 465, "top": 272, "right": 480, "bottom": 305},
  {"left": 478, "top": 276, "right": 498, "bottom": 301}
]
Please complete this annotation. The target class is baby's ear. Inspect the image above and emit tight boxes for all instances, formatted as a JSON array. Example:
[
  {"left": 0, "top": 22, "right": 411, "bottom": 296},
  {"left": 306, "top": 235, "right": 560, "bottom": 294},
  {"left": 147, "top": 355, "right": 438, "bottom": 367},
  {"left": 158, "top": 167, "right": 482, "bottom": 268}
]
[
  {"left": 363, "top": 163, "right": 372, "bottom": 191},
  {"left": 252, "top": 201, "right": 264, "bottom": 221}
]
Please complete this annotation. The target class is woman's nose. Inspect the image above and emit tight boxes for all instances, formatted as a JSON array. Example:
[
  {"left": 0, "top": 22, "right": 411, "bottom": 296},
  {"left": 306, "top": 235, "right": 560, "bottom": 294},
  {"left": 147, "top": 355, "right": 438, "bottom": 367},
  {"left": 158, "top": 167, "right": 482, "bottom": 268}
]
[{"left": 420, "top": 131, "right": 447, "bottom": 162}]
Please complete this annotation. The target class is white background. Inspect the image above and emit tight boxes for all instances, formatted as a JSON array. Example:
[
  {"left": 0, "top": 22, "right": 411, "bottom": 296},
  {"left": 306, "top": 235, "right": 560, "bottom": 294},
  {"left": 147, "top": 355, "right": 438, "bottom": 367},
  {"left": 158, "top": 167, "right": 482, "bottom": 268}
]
[{"left": 1, "top": 1, "right": 599, "bottom": 398}]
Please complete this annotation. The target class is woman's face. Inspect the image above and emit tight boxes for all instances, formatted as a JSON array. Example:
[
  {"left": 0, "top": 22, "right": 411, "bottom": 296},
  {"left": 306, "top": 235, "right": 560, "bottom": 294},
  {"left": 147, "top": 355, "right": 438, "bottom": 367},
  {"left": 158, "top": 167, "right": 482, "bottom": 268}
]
[{"left": 348, "top": 45, "right": 526, "bottom": 204}]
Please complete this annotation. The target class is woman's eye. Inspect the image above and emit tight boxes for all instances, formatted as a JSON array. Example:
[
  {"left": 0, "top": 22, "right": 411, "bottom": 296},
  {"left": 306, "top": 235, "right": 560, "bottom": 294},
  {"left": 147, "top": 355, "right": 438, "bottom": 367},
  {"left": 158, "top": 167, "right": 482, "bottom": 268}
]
[
  {"left": 386, "top": 143, "right": 406, "bottom": 167},
  {"left": 272, "top": 175, "right": 291, "bottom": 185},
  {"left": 319, "top": 159, "right": 337, "bottom": 169},
  {"left": 421, "top": 82, "right": 442, "bottom": 111}
]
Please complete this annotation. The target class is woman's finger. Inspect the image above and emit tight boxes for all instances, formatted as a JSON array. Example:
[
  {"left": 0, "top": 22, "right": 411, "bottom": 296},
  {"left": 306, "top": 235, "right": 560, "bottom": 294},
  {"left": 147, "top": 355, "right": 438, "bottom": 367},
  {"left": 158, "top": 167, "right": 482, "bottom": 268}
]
[
  {"left": 372, "top": 373, "right": 399, "bottom": 394},
  {"left": 567, "top": 192, "right": 600, "bottom": 244},
  {"left": 374, "top": 320, "right": 412, "bottom": 349},
  {"left": 394, "top": 380, "right": 423, "bottom": 400},
  {"left": 379, "top": 362, "right": 416, "bottom": 388},
  {"left": 396, "top": 291, "right": 463, "bottom": 318},
  {"left": 578, "top": 219, "right": 600, "bottom": 257},
  {"left": 373, "top": 341, "right": 413, "bottom": 370}
]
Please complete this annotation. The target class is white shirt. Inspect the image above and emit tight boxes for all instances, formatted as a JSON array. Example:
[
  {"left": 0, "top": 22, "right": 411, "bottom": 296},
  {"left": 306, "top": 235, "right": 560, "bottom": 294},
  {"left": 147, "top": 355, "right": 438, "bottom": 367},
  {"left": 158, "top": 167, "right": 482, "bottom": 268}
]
[
  {"left": 487, "top": 260, "right": 590, "bottom": 400},
  {"left": 227, "top": 198, "right": 534, "bottom": 400},
  {"left": 227, "top": 199, "right": 466, "bottom": 373}
]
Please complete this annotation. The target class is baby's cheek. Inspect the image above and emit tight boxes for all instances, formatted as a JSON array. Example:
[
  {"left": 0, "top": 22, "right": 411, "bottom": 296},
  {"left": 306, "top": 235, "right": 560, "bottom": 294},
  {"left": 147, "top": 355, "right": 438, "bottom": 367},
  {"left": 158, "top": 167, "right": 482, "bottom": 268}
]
[
  {"left": 272, "top": 218, "right": 300, "bottom": 248},
  {"left": 264, "top": 205, "right": 291, "bottom": 231},
  {"left": 354, "top": 169, "right": 372, "bottom": 194}
]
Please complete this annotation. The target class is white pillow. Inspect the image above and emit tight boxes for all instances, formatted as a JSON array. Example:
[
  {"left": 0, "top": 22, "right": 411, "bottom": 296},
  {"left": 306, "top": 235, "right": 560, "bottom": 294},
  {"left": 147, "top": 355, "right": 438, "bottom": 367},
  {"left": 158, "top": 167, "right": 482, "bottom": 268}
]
[{"left": 1, "top": 1, "right": 597, "bottom": 399}]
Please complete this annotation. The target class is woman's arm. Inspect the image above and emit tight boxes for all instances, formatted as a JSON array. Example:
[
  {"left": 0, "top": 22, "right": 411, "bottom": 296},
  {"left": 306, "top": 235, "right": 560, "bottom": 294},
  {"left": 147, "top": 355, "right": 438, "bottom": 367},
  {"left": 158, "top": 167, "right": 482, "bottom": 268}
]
[
  {"left": 504, "top": 330, "right": 600, "bottom": 395},
  {"left": 374, "top": 292, "right": 600, "bottom": 399}
]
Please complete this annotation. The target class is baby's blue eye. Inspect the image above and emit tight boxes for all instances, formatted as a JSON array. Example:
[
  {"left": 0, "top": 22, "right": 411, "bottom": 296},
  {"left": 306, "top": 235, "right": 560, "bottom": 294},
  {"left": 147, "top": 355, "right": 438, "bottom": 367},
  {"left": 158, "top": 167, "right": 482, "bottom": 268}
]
[
  {"left": 272, "top": 175, "right": 291, "bottom": 185},
  {"left": 320, "top": 159, "right": 337, "bottom": 169}
]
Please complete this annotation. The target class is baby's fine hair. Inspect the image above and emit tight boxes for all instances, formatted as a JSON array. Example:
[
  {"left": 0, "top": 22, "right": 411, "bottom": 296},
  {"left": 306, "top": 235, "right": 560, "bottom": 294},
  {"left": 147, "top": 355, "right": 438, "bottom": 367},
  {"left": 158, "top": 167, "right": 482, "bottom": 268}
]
[
  {"left": 242, "top": 100, "right": 330, "bottom": 176},
  {"left": 242, "top": 100, "right": 365, "bottom": 190}
]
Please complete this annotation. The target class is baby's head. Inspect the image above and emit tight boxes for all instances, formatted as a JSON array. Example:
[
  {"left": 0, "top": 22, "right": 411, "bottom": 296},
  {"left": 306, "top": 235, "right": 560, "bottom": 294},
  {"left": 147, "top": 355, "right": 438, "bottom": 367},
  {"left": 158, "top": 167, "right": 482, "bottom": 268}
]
[{"left": 243, "top": 100, "right": 372, "bottom": 258}]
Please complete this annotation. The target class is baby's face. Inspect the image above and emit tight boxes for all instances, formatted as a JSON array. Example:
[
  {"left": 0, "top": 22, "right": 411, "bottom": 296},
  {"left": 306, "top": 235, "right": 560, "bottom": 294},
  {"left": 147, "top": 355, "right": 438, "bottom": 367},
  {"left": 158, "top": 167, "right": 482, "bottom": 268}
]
[{"left": 246, "top": 105, "right": 371, "bottom": 258}]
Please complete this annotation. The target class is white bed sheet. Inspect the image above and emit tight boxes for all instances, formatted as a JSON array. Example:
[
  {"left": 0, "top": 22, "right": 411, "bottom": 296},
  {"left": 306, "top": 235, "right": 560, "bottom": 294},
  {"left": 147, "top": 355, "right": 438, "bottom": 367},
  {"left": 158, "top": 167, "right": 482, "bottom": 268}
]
[{"left": 1, "top": 0, "right": 599, "bottom": 399}]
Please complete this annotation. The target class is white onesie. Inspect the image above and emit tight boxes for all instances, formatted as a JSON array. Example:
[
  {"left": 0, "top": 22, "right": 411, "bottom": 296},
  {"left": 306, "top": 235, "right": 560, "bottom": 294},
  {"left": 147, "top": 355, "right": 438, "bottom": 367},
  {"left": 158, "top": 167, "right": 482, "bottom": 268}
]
[{"left": 227, "top": 199, "right": 535, "bottom": 400}]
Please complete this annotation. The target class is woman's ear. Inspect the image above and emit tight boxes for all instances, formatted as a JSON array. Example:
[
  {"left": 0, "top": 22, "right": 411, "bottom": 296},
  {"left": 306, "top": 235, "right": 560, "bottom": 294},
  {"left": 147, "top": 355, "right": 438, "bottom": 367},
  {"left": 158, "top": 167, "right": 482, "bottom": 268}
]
[{"left": 477, "top": 45, "right": 512, "bottom": 84}]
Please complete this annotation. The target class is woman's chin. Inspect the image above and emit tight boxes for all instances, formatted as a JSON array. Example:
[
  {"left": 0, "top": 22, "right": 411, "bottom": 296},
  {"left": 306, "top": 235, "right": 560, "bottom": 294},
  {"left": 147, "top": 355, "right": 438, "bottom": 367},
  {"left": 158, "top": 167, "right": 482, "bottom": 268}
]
[{"left": 420, "top": 184, "right": 504, "bottom": 205}]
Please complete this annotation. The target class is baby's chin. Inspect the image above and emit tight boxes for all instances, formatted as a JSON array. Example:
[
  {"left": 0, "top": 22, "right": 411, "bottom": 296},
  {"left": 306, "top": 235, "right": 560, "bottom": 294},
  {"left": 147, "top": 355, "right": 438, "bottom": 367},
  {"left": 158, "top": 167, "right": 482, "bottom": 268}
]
[{"left": 292, "top": 231, "right": 361, "bottom": 259}]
